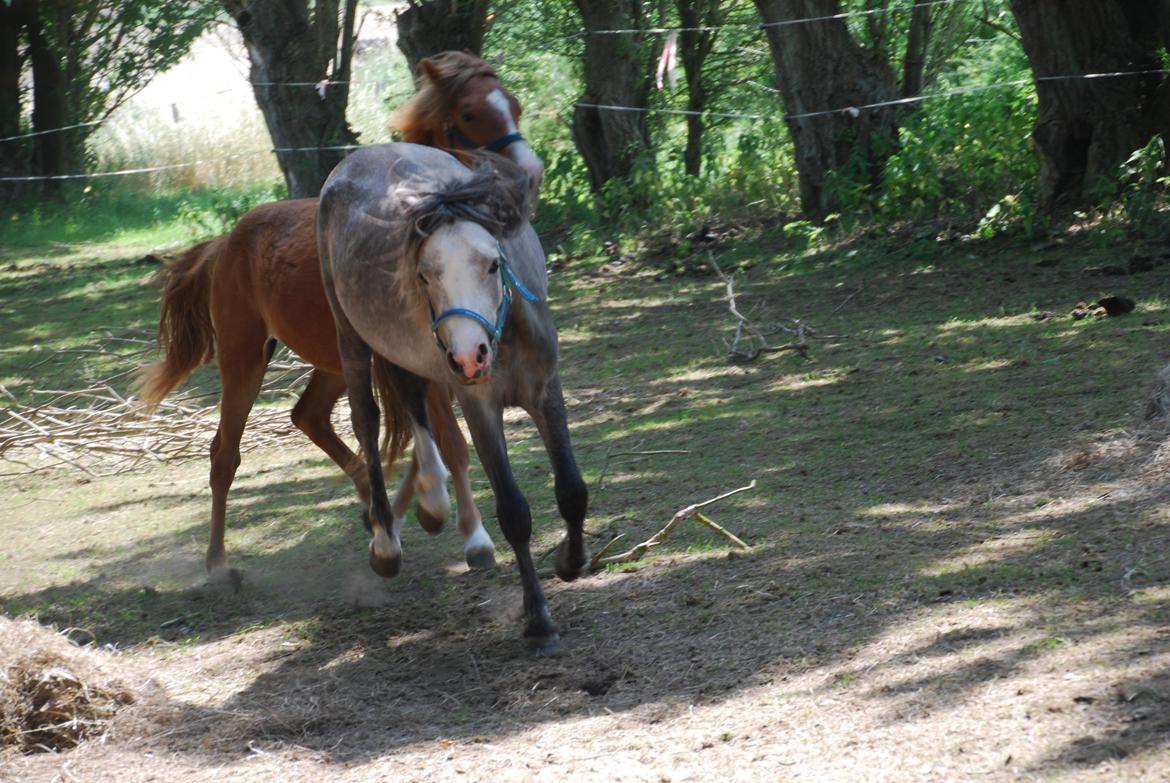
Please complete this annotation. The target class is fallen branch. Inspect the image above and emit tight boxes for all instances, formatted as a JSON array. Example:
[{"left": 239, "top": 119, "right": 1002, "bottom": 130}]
[
  {"left": 591, "top": 480, "right": 756, "bottom": 569},
  {"left": 708, "top": 252, "right": 810, "bottom": 361}
]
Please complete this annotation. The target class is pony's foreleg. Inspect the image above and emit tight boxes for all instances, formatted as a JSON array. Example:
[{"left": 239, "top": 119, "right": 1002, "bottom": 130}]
[
  {"left": 427, "top": 385, "right": 495, "bottom": 570},
  {"left": 461, "top": 396, "right": 558, "bottom": 654},
  {"left": 291, "top": 369, "right": 369, "bottom": 504},
  {"left": 336, "top": 337, "right": 401, "bottom": 578},
  {"left": 525, "top": 374, "right": 589, "bottom": 582},
  {"left": 408, "top": 415, "right": 451, "bottom": 531}
]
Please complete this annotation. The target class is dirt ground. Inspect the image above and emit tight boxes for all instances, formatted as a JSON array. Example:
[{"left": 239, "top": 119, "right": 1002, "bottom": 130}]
[{"left": 3, "top": 236, "right": 1170, "bottom": 782}]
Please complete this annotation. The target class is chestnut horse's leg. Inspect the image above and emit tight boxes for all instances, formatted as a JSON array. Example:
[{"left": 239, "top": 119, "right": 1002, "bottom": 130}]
[
  {"left": 206, "top": 337, "right": 268, "bottom": 583},
  {"left": 425, "top": 385, "right": 496, "bottom": 569},
  {"left": 291, "top": 369, "right": 369, "bottom": 504},
  {"left": 460, "top": 395, "right": 559, "bottom": 655},
  {"left": 523, "top": 375, "right": 589, "bottom": 581}
]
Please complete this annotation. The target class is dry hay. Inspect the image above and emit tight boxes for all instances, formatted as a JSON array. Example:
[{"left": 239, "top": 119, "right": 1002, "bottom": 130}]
[
  {"left": 1146, "top": 361, "right": 1170, "bottom": 420},
  {"left": 0, "top": 619, "right": 139, "bottom": 754},
  {"left": 0, "top": 330, "right": 336, "bottom": 478}
]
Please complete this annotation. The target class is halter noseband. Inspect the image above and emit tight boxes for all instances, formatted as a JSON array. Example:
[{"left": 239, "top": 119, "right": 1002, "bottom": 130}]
[
  {"left": 445, "top": 124, "right": 526, "bottom": 154},
  {"left": 428, "top": 241, "right": 540, "bottom": 352}
]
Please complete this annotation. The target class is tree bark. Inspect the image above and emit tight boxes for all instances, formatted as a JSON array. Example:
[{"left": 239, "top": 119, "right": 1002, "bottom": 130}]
[
  {"left": 900, "top": 3, "right": 932, "bottom": 99},
  {"left": 1009, "top": 0, "right": 1170, "bottom": 210},
  {"left": 0, "top": 0, "right": 30, "bottom": 193},
  {"left": 753, "top": 0, "right": 900, "bottom": 218},
  {"left": 223, "top": 0, "right": 359, "bottom": 199},
  {"left": 571, "top": 0, "right": 653, "bottom": 192},
  {"left": 676, "top": 0, "right": 719, "bottom": 176},
  {"left": 27, "top": 3, "right": 67, "bottom": 197},
  {"left": 395, "top": 0, "right": 489, "bottom": 75}
]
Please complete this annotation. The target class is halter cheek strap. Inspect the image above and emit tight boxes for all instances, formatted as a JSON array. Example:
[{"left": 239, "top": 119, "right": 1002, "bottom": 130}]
[
  {"left": 429, "top": 243, "right": 541, "bottom": 351},
  {"left": 446, "top": 124, "right": 526, "bottom": 154}
]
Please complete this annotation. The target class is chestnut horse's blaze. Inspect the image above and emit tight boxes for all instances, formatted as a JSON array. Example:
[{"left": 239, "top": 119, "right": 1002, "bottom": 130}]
[{"left": 139, "top": 52, "right": 538, "bottom": 586}]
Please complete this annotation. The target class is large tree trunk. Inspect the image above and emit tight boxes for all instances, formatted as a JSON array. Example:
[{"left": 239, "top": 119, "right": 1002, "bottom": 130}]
[
  {"left": 0, "top": 0, "right": 29, "bottom": 195},
  {"left": 753, "top": 0, "right": 900, "bottom": 218},
  {"left": 395, "top": 0, "right": 489, "bottom": 75},
  {"left": 223, "top": 0, "right": 359, "bottom": 199},
  {"left": 676, "top": 0, "right": 719, "bottom": 177},
  {"left": 571, "top": 0, "right": 653, "bottom": 192},
  {"left": 27, "top": 4, "right": 67, "bottom": 198},
  {"left": 1010, "top": 0, "right": 1170, "bottom": 210}
]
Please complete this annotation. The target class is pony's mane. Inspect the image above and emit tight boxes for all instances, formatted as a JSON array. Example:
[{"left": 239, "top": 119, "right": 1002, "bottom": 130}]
[
  {"left": 390, "top": 51, "right": 499, "bottom": 144},
  {"left": 372, "top": 155, "right": 530, "bottom": 308}
]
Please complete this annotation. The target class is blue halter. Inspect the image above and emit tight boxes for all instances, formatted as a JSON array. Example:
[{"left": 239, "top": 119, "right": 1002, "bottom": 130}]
[
  {"left": 445, "top": 124, "right": 526, "bottom": 154},
  {"left": 429, "top": 242, "right": 540, "bottom": 350}
]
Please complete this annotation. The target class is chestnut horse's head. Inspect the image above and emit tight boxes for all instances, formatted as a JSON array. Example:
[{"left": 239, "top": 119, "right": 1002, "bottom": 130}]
[{"left": 390, "top": 51, "right": 544, "bottom": 199}]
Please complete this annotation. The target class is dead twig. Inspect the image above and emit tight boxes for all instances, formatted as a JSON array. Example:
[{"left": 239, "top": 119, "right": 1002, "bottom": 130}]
[
  {"left": 595, "top": 448, "right": 690, "bottom": 493},
  {"left": 591, "top": 480, "right": 756, "bottom": 569},
  {"left": 707, "top": 252, "right": 810, "bottom": 361}
]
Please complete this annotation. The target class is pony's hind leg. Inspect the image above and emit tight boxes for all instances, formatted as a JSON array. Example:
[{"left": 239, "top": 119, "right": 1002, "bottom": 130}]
[
  {"left": 206, "top": 346, "right": 268, "bottom": 588},
  {"left": 291, "top": 369, "right": 369, "bottom": 503},
  {"left": 427, "top": 385, "right": 495, "bottom": 570},
  {"left": 525, "top": 374, "right": 589, "bottom": 581}
]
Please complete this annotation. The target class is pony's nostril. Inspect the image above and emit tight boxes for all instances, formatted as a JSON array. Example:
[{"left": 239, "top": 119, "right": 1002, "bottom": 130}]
[
  {"left": 477, "top": 343, "right": 489, "bottom": 361},
  {"left": 447, "top": 351, "right": 461, "bottom": 373}
]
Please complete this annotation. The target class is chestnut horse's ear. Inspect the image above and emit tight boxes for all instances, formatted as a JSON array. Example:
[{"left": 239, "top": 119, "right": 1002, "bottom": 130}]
[{"left": 420, "top": 57, "right": 443, "bottom": 86}]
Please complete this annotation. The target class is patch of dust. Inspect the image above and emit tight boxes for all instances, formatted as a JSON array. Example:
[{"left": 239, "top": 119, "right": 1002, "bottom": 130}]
[{"left": 341, "top": 569, "right": 392, "bottom": 609}]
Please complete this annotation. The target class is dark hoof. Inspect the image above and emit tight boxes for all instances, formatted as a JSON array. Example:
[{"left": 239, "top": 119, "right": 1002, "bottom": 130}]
[
  {"left": 415, "top": 504, "right": 445, "bottom": 535},
  {"left": 369, "top": 549, "right": 402, "bottom": 579},
  {"left": 554, "top": 537, "right": 589, "bottom": 582},
  {"left": 465, "top": 545, "right": 497, "bottom": 571},
  {"left": 205, "top": 566, "right": 243, "bottom": 593},
  {"left": 526, "top": 632, "right": 561, "bottom": 657}
]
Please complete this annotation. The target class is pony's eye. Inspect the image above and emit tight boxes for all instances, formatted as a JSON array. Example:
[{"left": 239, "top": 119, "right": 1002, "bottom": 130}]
[
  {"left": 418, "top": 272, "right": 429, "bottom": 287},
  {"left": 488, "top": 260, "right": 499, "bottom": 274},
  {"left": 461, "top": 112, "right": 475, "bottom": 123}
]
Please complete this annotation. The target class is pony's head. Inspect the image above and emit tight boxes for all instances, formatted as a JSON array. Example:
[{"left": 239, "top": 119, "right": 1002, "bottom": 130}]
[
  {"left": 392, "top": 159, "right": 532, "bottom": 384},
  {"left": 390, "top": 50, "right": 544, "bottom": 198}
]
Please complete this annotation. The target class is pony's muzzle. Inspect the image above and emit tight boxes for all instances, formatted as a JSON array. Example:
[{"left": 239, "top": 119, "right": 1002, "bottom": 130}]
[{"left": 446, "top": 340, "right": 492, "bottom": 383}]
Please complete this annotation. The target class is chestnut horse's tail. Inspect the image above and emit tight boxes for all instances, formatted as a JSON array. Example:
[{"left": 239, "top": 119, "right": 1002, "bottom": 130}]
[
  {"left": 371, "top": 355, "right": 415, "bottom": 469},
  {"left": 136, "top": 237, "right": 222, "bottom": 408}
]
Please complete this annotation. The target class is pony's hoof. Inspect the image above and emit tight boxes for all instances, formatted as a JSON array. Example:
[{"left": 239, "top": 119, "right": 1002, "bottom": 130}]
[
  {"left": 205, "top": 566, "right": 243, "bottom": 593},
  {"left": 369, "top": 549, "right": 402, "bottom": 579},
  {"left": 465, "top": 545, "right": 497, "bottom": 571},
  {"left": 554, "top": 537, "right": 589, "bottom": 582},
  {"left": 526, "top": 631, "right": 561, "bottom": 657},
  {"left": 415, "top": 504, "right": 445, "bottom": 535}
]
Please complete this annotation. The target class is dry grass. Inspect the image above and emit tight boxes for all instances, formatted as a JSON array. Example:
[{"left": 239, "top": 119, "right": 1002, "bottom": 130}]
[{"left": 0, "top": 619, "right": 138, "bottom": 754}]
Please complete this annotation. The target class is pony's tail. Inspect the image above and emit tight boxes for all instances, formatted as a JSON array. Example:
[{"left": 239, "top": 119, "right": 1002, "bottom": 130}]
[
  {"left": 136, "top": 238, "right": 221, "bottom": 408},
  {"left": 371, "top": 355, "right": 415, "bottom": 471}
]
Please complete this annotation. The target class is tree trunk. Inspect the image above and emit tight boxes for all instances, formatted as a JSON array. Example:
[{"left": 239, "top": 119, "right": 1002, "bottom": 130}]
[
  {"left": 571, "top": 0, "right": 653, "bottom": 192},
  {"left": 901, "top": 3, "right": 932, "bottom": 99},
  {"left": 0, "top": 0, "right": 29, "bottom": 194},
  {"left": 753, "top": 0, "right": 900, "bottom": 218},
  {"left": 395, "top": 0, "right": 489, "bottom": 75},
  {"left": 223, "top": 0, "right": 359, "bottom": 199},
  {"left": 27, "top": 4, "right": 67, "bottom": 197},
  {"left": 1009, "top": 0, "right": 1170, "bottom": 210},
  {"left": 676, "top": 0, "right": 719, "bottom": 177}
]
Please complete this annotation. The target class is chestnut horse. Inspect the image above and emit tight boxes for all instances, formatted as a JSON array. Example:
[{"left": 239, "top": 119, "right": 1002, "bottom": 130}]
[{"left": 139, "top": 51, "right": 543, "bottom": 582}]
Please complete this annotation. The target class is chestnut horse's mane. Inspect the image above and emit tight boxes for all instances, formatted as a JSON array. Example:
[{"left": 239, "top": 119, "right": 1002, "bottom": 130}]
[{"left": 390, "top": 51, "right": 499, "bottom": 144}]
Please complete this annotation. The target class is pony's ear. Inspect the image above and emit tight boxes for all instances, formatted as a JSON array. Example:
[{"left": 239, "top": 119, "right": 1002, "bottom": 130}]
[
  {"left": 476, "top": 153, "right": 532, "bottom": 236},
  {"left": 420, "top": 57, "right": 443, "bottom": 87}
]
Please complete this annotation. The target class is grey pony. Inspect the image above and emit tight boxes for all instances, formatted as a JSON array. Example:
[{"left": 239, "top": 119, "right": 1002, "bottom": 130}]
[{"left": 316, "top": 142, "right": 588, "bottom": 654}]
